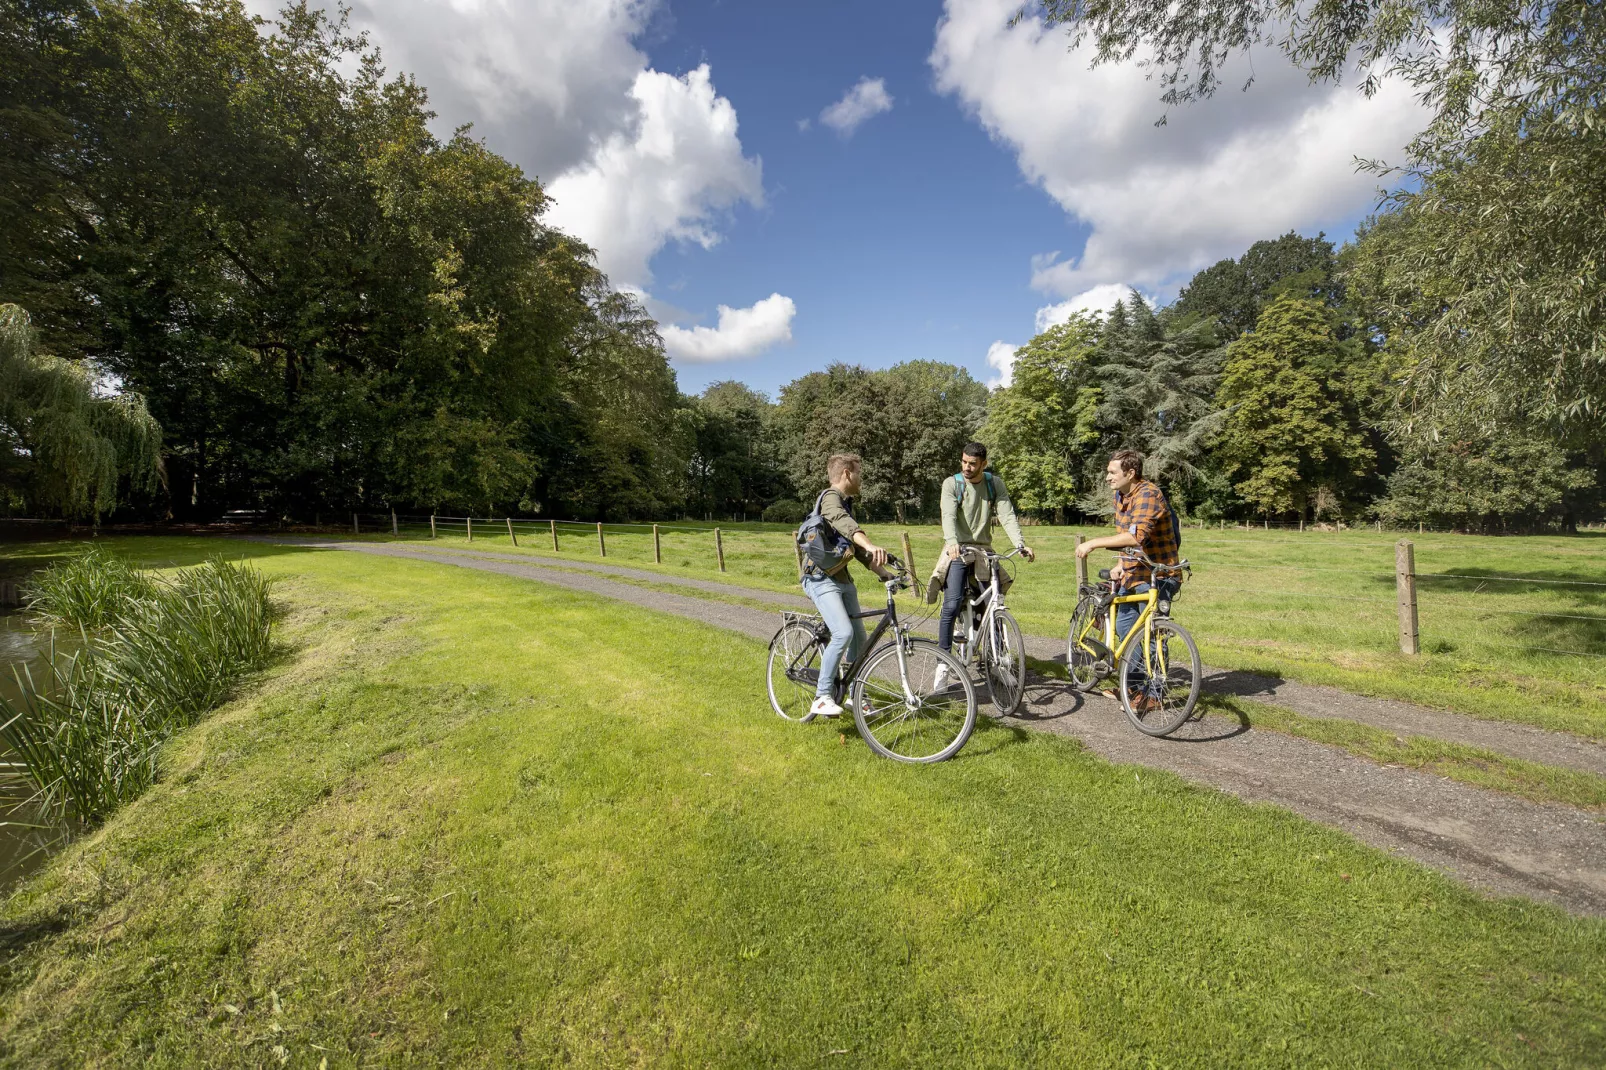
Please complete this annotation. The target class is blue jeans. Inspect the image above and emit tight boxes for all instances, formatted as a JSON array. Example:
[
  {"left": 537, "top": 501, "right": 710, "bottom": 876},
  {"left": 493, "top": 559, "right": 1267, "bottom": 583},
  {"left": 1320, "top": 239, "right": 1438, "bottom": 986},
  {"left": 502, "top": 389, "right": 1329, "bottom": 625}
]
[
  {"left": 802, "top": 570, "right": 867, "bottom": 700},
  {"left": 937, "top": 558, "right": 973, "bottom": 651},
  {"left": 1115, "top": 580, "right": 1179, "bottom": 696}
]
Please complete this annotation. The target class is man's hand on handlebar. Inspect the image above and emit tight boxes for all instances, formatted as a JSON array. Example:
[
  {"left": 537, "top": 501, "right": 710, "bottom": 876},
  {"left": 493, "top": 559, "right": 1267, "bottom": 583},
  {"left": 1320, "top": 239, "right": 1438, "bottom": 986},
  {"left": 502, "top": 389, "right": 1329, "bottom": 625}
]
[
  {"left": 1017, "top": 545, "right": 1034, "bottom": 563},
  {"left": 853, "top": 532, "right": 888, "bottom": 568}
]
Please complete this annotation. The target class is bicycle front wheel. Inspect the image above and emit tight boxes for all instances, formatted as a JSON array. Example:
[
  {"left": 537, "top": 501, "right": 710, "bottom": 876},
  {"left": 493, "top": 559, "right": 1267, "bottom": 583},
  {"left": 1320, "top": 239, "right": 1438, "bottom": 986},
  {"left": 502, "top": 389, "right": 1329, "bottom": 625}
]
[
  {"left": 1117, "top": 618, "right": 1202, "bottom": 737},
  {"left": 851, "top": 640, "right": 977, "bottom": 763},
  {"left": 1066, "top": 597, "right": 1103, "bottom": 693},
  {"left": 983, "top": 610, "right": 1026, "bottom": 716},
  {"left": 766, "top": 619, "right": 824, "bottom": 722}
]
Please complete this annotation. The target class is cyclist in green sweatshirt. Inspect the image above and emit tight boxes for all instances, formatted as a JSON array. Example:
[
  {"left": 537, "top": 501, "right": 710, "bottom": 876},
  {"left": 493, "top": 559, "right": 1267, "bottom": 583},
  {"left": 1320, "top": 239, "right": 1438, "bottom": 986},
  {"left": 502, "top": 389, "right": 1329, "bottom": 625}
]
[{"left": 930, "top": 442, "right": 1033, "bottom": 688}]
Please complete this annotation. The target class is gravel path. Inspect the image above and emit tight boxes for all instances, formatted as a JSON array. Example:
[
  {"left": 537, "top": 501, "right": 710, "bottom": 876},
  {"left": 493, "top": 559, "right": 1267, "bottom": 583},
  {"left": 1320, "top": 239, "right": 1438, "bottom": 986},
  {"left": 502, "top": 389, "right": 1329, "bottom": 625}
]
[{"left": 254, "top": 538, "right": 1606, "bottom": 915}]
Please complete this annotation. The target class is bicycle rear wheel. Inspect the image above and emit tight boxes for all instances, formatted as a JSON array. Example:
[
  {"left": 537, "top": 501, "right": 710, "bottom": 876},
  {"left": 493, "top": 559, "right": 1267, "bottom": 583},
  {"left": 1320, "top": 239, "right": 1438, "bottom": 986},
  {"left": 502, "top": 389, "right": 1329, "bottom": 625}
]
[
  {"left": 766, "top": 619, "right": 825, "bottom": 722},
  {"left": 983, "top": 610, "right": 1026, "bottom": 715},
  {"left": 851, "top": 640, "right": 976, "bottom": 763},
  {"left": 1066, "top": 597, "right": 1103, "bottom": 693},
  {"left": 1117, "top": 618, "right": 1201, "bottom": 737}
]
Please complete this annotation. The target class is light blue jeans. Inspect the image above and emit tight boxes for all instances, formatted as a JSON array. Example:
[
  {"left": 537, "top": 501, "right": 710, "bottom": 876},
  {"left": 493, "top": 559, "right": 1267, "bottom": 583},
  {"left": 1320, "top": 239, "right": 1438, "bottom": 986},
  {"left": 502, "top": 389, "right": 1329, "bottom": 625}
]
[{"left": 802, "top": 570, "right": 867, "bottom": 700}]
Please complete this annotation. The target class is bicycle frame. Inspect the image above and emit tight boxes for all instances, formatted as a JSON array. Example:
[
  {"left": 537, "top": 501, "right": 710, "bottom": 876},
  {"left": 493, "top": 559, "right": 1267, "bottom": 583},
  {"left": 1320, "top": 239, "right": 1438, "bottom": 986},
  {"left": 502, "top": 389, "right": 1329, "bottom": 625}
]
[
  {"left": 782, "top": 569, "right": 911, "bottom": 699},
  {"left": 953, "top": 548, "right": 1015, "bottom": 663}
]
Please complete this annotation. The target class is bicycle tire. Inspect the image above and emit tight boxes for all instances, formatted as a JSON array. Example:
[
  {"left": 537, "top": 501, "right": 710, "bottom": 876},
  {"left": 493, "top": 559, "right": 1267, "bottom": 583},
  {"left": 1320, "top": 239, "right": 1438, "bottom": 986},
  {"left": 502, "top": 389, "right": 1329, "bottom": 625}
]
[
  {"left": 851, "top": 640, "right": 976, "bottom": 763},
  {"left": 766, "top": 619, "right": 824, "bottom": 723},
  {"left": 1117, "top": 618, "right": 1201, "bottom": 737},
  {"left": 983, "top": 610, "right": 1027, "bottom": 715},
  {"left": 1065, "top": 597, "right": 1103, "bottom": 693}
]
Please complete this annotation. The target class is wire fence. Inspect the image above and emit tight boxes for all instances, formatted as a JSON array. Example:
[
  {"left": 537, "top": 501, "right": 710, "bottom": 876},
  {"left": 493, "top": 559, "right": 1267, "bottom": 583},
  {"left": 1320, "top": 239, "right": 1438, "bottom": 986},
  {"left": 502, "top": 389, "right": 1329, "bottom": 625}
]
[
  {"left": 5, "top": 510, "right": 1601, "bottom": 662},
  {"left": 319, "top": 509, "right": 1606, "bottom": 663}
]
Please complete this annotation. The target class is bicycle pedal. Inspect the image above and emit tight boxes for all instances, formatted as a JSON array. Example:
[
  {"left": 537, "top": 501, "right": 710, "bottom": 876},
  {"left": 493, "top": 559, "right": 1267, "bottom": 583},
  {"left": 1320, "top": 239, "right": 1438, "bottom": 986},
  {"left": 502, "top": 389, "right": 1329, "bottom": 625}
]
[{"left": 1093, "top": 661, "right": 1111, "bottom": 675}]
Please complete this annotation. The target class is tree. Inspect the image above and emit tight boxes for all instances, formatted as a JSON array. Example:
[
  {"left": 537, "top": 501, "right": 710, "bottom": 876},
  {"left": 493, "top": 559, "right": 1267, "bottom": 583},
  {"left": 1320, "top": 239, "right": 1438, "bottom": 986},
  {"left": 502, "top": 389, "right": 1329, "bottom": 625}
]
[
  {"left": 1079, "top": 293, "right": 1225, "bottom": 514},
  {"left": 771, "top": 361, "right": 984, "bottom": 519},
  {"left": 1213, "top": 297, "right": 1376, "bottom": 520},
  {"left": 1348, "top": 110, "right": 1606, "bottom": 431},
  {"left": 1377, "top": 419, "right": 1600, "bottom": 534},
  {"left": 0, "top": 304, "right": 162, "bottom": 518},
  {"left": 1033, "top": 0, "right": 1602, "bottom": 154},
  {"left": 1174, "top": 232, "right": 1339, "bottom": 338},
  {"left": 981, "top": 315, "right": 1102, "bottom": 518},
  {"left": 0, "top": 0, "right": 685, "bottom": 521}
]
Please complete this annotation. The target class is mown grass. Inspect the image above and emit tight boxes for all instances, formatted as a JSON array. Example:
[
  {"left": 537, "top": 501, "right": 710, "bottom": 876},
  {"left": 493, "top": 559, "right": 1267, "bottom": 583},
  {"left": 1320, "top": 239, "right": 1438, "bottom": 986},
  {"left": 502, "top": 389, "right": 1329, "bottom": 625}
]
[
  {"left": 370, "top": 521, "right": 1606, "bottom": 739},
  {"left": 0, "top": 539, "right": 1600, "bottom": 1066}
]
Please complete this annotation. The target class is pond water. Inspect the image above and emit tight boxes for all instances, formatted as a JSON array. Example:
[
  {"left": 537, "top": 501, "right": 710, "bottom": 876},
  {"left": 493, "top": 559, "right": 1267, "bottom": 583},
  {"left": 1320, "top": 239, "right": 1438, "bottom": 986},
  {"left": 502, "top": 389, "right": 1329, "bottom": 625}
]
[{"left": 0, "top": 612, "right": 76, "bottom": 888}]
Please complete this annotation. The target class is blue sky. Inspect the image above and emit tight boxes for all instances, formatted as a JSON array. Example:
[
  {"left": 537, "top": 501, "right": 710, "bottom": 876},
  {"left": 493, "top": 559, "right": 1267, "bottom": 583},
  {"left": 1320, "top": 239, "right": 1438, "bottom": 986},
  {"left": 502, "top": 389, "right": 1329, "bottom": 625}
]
[{"left": 250, "top": 0, "right": 1425, "bottom": 397}]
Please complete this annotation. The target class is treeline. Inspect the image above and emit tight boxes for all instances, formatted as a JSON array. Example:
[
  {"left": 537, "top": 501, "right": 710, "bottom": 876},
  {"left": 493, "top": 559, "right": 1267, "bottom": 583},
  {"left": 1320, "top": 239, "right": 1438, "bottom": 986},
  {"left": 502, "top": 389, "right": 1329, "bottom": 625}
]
[
  {"left": 2, "top": 0, "right": 689, "bottom": 522},
  {"left": 3, "top": 2, "right": 1602, "bottom": 533}
]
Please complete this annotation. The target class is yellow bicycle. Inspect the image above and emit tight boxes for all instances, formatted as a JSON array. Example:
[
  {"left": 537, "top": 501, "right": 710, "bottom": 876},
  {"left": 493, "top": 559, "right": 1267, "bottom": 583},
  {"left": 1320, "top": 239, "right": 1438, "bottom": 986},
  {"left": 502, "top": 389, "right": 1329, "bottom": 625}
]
[{"left": 1065, "top": 550, "right": 1200, "bottom": 736}]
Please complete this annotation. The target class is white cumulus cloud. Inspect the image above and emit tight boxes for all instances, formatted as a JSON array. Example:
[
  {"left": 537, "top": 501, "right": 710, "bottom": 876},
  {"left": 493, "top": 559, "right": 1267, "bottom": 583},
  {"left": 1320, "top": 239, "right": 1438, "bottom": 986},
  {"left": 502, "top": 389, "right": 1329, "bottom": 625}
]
[
  {"left": 246, "top": 1, "right": 789, "bottom": 353},
  {"left": 930, "top": 0, "right": 1426, "bottom": 298},
  {"left": 545, "top": 64, "right": 764, "bottom": 290},
  {"left": 820, "top": 77, "right": 894, "bottom": 136},
  {"left": 984, "top": 340, "right": 1019, "bottom": 388},
  {"left": 1033, "top": 282, "right": 1141, "bottom": 331},
  {"left": 660, "top": 293, "right": 797, "bottom": 363}
]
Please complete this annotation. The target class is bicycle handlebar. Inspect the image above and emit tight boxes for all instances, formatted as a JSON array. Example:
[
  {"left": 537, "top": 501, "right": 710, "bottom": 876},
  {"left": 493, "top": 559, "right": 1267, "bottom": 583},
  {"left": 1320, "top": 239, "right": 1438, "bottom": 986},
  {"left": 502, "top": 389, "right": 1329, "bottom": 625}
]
[{"left": 1116, "top": 547, "right": 1190, "bottom": 572}]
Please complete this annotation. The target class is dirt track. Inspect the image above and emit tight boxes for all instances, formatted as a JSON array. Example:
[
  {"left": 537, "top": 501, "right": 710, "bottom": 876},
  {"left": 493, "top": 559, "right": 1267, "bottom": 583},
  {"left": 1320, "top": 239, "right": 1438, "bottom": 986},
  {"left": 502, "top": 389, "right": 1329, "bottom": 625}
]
[{"left": 254, "top": 538, "right": 1606, "bottom": 915}]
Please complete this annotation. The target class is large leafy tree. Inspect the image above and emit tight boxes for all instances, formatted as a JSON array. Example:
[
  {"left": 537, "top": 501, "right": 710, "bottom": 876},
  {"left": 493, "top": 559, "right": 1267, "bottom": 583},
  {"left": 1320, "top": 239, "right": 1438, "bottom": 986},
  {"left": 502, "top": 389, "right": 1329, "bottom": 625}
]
[
  {"left": 1079, "top": 293, "right": 1225, "bottom": 514},
  {"left": 1173, "top": 231, "right": 1339, "bottom": 338},
  {"left": 981, "top": 316, "right": 1102, "bottom": 519},
  {"left": 0, "top": 0, "right": 680, "bottom": 521},
  {"left": 1377, "top": 417, "right": 1600, "bottom": 534},
  {"left": 1214, "top": 297, "right": 1376, "bottom": 520},
  {"left": 772, "top": 361, "right": 984, "bottom": 519},
  {"left": 0, "top": 304, "right": 162, "bottom": 518}
]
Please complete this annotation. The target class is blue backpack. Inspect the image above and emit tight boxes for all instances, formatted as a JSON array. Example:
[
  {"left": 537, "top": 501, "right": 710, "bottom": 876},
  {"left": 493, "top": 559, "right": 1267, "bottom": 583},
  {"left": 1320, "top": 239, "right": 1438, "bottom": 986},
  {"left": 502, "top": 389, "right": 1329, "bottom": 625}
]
[{"left": 795, "top": 489, "right": 852, "bottom": 576}]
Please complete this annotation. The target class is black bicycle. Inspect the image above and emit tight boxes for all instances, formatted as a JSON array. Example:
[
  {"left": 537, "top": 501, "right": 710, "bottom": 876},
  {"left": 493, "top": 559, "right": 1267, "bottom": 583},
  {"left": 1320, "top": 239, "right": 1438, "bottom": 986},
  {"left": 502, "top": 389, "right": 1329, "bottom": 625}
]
[{"left": 765, "top": 557, "right": 979, "bottom": 763}]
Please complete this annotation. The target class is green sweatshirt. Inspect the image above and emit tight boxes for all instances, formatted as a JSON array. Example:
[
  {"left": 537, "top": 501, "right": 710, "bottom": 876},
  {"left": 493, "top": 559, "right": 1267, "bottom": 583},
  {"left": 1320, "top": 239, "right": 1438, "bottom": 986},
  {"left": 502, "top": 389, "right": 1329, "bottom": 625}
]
[{"left": 941, "top": 472, "right": 1025, "bottom": 554}]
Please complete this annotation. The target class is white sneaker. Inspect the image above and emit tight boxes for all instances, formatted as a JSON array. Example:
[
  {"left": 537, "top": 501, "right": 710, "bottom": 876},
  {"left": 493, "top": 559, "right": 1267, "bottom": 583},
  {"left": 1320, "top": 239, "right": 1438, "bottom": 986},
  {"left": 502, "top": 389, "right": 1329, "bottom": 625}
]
[
  {"left": 810, "top": 696, "right": 844, "bottom": 719},
  {"left": 932, "top": 664, "right": 951, "bottom": 692}
]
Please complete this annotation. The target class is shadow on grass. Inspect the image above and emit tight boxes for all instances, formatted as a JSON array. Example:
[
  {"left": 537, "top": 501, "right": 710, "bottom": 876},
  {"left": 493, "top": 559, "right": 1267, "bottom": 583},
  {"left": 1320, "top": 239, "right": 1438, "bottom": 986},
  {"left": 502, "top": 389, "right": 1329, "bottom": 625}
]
[{"left": 1169, "top": 694, "right": 1253, "bottom": 743}]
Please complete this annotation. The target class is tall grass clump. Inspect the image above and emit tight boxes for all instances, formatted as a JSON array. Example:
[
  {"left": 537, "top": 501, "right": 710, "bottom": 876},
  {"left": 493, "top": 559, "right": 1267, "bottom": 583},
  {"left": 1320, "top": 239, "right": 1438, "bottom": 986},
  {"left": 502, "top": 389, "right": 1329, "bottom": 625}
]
[{"left": 1, "top": 552, "right": 273, "bottom": 823}]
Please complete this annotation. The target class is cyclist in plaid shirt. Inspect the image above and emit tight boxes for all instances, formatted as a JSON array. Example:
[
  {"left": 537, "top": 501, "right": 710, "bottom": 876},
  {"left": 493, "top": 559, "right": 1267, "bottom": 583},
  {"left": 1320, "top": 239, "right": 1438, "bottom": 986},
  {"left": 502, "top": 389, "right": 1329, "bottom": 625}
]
[{"left": 1075, "top": 449, "right": 1180, "bottom": 708}]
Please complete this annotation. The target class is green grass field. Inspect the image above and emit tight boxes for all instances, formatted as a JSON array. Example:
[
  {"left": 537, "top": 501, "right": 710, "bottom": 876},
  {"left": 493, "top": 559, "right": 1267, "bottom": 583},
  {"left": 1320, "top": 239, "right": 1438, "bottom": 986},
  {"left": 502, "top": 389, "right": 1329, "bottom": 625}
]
[
  {"left": 364, "top": 520, "right": 1606, "bottom": 740},
  {"left": 0, "top": 538, "right": 1601, "bottom": 1066}
]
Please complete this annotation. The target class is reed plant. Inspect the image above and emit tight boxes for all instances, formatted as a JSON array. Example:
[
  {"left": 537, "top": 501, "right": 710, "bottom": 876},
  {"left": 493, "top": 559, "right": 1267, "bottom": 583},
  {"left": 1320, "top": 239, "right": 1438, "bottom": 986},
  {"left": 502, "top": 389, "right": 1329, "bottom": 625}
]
[
  {"left": 1, "top": 552, "right": 273, "bottom": 823},
  {"left": 22, "top": 543, "right": 156, "bottom": 629}
]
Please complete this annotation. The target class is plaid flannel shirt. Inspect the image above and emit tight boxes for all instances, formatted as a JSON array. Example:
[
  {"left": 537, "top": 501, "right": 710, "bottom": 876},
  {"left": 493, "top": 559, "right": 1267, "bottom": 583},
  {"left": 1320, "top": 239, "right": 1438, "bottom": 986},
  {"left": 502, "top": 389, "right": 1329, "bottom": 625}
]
[{"left": 1112, "top": 480, "right": 1179, "bottom": 587}]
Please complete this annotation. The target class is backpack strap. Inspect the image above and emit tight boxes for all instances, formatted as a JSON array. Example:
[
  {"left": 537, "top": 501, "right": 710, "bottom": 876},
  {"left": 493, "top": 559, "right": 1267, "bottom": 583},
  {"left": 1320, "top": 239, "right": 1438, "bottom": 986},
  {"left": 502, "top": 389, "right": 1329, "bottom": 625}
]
[{"left": 954, "top": 472, "right": 998, "bottom": 504}]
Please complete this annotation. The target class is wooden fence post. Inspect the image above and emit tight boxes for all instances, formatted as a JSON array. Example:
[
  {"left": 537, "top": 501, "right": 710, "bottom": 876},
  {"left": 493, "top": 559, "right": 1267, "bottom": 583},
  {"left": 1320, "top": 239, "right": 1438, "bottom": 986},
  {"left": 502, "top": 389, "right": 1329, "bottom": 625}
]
[
  {"left": 391, "top": 509, "right": 398, "bottom": 536},
  {"left": 467, "top": 517, "right": 473, "bottom": 542},
  {"left": 352, "top": 513, "right": 359, "bottom": 535},
  {"left": 597, "top": 522, "right": 606, "bottom": 557},
  {"left": 794, "top": 539, "right": 805, "bottom": 580},
  {"left": 1299, "top": 518, "right": 1304, "bottom": 532},
  {"left": 1074, "top": 533, "right": 1088, "bottom": 589},
  {"left": 1395, "top": 539, "right": 1420, "bottom": 656},
  {"left": 430, "top": 514, "right": 437, "bottom": 539},
  {"left": 900, "top": 531, "right": 916, "bottom": 585},
  {"left": 506, "top": 518, "right": 518, "bottom": 547},
  {"left": 653, "top": 524, "right": 661, "bottom": 563},
  {"left": 715, "top": 528, "right": 726, "bottom": 572},
  {"left": 550, "top": 519, "right": 559, "bottom": 551}
]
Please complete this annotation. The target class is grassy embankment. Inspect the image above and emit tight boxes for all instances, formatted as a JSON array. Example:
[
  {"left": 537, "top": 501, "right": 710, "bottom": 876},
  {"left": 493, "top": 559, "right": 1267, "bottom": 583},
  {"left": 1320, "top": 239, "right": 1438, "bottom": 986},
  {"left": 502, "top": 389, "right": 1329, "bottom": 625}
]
[
  {"left": 379, "top": 521, "right": 1606, "bottom": 740},
  {"left": 0, "top": 538, "right": 1600, "bottom": 1066}
]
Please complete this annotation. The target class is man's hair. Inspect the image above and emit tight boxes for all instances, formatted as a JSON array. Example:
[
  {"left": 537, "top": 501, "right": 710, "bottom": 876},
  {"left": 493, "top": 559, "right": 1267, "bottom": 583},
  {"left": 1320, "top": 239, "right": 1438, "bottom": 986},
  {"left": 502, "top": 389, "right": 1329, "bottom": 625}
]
[
  {"left": 1111, "top": 449, "right": 1144, "bottom": 479},
  {"left": 827, "top": 453, "right": 862, "bottom": 482},
  {"left": 962, "top": 441, "right": 988, "bottom": 460}
]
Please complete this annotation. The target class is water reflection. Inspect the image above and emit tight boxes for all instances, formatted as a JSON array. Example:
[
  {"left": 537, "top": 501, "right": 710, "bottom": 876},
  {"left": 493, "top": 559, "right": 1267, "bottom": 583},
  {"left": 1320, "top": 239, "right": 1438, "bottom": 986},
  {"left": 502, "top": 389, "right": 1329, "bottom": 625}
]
[{"left": 0, "top": 612, "right": 75, "bottom": 888}]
